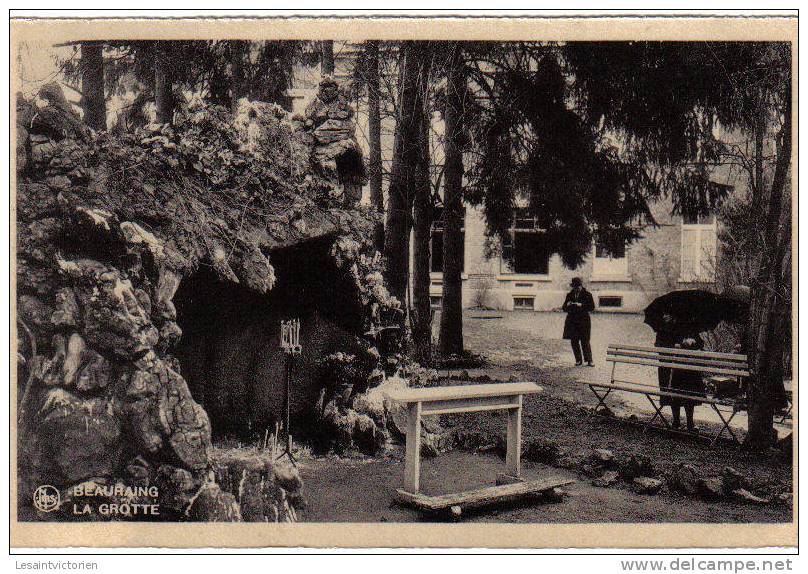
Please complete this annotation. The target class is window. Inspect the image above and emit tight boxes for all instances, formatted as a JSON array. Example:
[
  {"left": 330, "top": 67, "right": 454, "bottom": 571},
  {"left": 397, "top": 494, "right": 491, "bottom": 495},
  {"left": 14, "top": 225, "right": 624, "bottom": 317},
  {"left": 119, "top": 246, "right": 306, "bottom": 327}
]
[
  {"left": 683, "top": 213, "right": 715, "bottom": 225},
  {"left": 430, "top": 207, "right": 465, "bottom": 273},
  {"left": 430, "top": 296, "right": 443, "bottom": 309},
  {"left": 501, "top": 208, "right": 551, "bottom": 275},
  {"left": 680, "top": 213, "right": 717, "bottom": 282},
  {"left": 598, "top": 295, "right": 623, "bottom": 308},
  {"left": 513, "top": 296, "right": 535, "bottom": 310},
  {"left": 593, "top": 238, "right": 629, "bottom": 278}
]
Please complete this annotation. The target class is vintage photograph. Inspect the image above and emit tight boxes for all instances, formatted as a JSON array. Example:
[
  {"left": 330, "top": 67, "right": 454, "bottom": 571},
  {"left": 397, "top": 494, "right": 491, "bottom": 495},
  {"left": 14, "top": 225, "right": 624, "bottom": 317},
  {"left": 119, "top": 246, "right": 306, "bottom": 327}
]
[{"left": 10, "top": 14, "right": 796, "bottom": 548}]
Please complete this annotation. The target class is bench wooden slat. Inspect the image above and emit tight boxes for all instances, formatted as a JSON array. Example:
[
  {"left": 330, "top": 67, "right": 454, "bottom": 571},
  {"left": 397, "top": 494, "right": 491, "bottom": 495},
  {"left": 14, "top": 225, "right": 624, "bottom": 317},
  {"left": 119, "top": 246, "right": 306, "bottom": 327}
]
[
  {"left": 395, "top": 477, "right": 575, "bottom": 512},
  {"left": 609, "top": 344, "right": 747, "bottom": 361},
  {"left": 385, "top": 382, "right": 542, "bottom": 404},
  {"left": 605, "top": 355, "right": 749, "bottom": 377},
  {"left": 607, "top": 349, "right": 749, "bottom": 370}
]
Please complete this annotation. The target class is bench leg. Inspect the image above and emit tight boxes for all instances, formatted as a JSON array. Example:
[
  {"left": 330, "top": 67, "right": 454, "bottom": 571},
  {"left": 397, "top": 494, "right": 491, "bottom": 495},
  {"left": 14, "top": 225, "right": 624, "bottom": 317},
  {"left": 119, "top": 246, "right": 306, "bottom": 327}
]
[
  {"left": 403, "top": 401, "right": 422, "bottom": 493},
  {"left": 505, "top": 396, "right": 523, "bottom": 478},
  {"left": 643, "top": 394, "right": 670, "bottom": 431},
  {"left": 589, "top": 386, "right": 612, "bottom": 413},
  {"left": 710, "top": 404, "right": 740, "bottom": 446}
]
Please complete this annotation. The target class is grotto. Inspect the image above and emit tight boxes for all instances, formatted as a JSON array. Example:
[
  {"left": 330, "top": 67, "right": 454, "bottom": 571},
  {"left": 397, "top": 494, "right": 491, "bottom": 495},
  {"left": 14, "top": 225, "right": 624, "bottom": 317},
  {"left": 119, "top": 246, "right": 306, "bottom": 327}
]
[
  {"left": 173, "top": 233, "right": 368, "bottom": 440},
  {"left": 15, "top": 77, "right": 398, "bottom": 522}
]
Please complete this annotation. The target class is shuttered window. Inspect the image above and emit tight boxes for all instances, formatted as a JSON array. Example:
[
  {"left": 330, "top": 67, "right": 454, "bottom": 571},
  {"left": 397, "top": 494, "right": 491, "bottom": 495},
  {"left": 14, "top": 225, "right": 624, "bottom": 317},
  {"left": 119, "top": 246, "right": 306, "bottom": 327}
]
[{"left": 680, "top": 214, "right": 717, "bottom": 282}]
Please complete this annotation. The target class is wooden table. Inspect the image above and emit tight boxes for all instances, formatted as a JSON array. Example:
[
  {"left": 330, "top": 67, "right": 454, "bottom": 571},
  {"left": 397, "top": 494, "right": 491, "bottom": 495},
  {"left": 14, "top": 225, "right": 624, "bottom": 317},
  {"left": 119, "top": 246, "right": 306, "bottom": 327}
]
[{"left": 385, "top": 382, "right": 574, "bottom": 516}]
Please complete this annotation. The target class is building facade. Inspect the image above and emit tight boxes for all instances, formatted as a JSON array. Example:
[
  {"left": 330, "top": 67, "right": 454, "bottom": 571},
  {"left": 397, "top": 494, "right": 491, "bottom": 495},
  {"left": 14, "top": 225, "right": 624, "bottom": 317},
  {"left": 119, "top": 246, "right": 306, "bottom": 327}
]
[{"left": 427, "top": 198, "right": 718, "bottom": 313}]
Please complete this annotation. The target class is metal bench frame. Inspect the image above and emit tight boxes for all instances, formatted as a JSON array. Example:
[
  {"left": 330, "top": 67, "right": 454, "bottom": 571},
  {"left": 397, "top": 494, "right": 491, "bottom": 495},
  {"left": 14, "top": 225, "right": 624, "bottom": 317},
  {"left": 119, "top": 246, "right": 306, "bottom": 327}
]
[{"left": 585, "top": 344, "right": 750, "bottom": 446}]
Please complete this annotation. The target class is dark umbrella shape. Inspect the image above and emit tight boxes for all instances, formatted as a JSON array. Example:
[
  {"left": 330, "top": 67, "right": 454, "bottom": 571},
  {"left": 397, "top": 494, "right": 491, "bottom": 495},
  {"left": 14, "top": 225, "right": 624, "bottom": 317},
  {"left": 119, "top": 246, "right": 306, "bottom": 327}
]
[{"left": 643, "top": 289, "right": 747, "bottom": 334}]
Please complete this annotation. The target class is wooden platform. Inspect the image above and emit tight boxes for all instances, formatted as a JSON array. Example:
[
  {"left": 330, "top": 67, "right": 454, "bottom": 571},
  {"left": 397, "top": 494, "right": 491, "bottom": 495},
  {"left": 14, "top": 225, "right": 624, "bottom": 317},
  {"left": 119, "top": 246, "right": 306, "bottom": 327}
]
[{"left": 395, "top": 477, "right": 575, "bottom": 514}]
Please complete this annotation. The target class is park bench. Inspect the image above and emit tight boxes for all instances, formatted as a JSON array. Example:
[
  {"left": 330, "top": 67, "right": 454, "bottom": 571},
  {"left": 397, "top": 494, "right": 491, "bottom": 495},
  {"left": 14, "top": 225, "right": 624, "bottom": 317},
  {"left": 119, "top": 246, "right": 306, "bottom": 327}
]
[
  {"left": 581, "top": 344, "right": 750, "bottom": 445},
  {"left": 384, "top": 382, "right": 574, "bottom": 518}
]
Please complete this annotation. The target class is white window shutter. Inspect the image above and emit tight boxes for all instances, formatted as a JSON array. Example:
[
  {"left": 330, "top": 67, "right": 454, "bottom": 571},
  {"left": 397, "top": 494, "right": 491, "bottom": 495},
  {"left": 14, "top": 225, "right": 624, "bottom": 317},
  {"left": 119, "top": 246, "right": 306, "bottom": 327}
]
[
  {"left": 699, "top": 226, "right": 717, "bottom": 281},
  {"left": 681, "top": 227, "right": 699, "bottom": 282}
]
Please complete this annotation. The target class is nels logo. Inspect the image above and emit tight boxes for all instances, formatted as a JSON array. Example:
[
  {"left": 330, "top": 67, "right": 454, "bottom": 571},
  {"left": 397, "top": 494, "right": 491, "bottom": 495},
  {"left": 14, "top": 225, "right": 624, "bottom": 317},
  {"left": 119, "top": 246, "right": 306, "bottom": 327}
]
[{"left": 33, "top": 485, "right": 61, "bottom": 513}]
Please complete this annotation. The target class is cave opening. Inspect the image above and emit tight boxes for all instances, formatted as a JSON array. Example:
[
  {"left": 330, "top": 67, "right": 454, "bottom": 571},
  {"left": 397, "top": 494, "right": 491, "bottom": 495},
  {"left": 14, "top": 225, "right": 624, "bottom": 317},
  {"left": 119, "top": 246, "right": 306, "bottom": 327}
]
[{"left": 173, "top": 235, "right": 364, "bottom": 441}]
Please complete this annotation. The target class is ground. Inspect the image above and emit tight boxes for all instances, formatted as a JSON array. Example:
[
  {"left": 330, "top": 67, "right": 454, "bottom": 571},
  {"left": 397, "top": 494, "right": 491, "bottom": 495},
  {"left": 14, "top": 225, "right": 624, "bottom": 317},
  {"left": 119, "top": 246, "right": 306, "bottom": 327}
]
[
  {"left": 298, "top": 311, "right": 793, "bottom": 523},
  {"left": 299, "top": 450, "right": 788, "bottom": 523}
]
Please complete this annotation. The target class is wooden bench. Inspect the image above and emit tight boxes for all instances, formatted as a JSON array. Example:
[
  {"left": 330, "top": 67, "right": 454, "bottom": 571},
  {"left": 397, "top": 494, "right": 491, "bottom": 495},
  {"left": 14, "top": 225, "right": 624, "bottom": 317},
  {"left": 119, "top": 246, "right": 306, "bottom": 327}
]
[
  {"left": 581, "top": 344, "right": 750, "bottom": 445},
  {"left": 385, "top": 382, "right": 574, "bottom": 517}
]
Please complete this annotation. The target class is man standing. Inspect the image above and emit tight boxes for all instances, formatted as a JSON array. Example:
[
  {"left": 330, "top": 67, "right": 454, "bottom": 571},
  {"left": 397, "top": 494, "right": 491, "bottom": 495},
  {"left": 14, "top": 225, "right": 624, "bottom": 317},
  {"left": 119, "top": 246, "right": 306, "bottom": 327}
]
[{"left": 562, "top": 277, "right": 596, "bottom": 366}]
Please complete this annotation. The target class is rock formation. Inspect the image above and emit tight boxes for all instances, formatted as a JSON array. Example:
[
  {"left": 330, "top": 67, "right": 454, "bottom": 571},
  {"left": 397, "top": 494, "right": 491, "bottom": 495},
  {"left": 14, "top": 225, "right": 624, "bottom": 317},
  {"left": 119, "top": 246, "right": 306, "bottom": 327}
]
[
  {"left": 295, "top": 76, "right": 366, "bottom": 205},
  {"left": 15, "top": 84, "right": 394, "bottom": 522}
]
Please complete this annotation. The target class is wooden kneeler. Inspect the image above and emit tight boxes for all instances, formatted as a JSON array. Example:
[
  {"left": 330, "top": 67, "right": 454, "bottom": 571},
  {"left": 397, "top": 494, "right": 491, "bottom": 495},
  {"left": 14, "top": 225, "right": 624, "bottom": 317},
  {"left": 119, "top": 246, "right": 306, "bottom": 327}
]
[{"left": 385, "top": 382, "right": 574, "bottom": 518}]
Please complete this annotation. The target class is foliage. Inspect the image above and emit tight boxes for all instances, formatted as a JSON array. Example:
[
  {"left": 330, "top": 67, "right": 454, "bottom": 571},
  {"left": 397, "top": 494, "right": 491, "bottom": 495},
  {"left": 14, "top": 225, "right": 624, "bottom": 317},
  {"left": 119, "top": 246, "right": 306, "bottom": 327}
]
[
  {"left": 565, "top": 42, "right": 790, "bottom": 150},
  {"left": 461, "top": 42, "right": 794, "bottom": 268},
  {"left": 57, "top": 40, "right": 312, "bottom": 129},
  {"left": 469, "top": 275, "right": 496, "bottom": 310},
  {"left": 710, "top": 196, "right": 792, "bottom": 376}
]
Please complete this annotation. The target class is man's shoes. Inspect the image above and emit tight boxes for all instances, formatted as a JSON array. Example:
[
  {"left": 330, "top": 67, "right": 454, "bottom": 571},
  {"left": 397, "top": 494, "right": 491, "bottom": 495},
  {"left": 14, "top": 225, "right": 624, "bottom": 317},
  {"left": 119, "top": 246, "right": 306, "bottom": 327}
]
[
  {"left": 586, "top": 362, "right": 595, "bottom": 367},
  {"left": 574, "top": 362, "right": 583, "bottom": 366}
]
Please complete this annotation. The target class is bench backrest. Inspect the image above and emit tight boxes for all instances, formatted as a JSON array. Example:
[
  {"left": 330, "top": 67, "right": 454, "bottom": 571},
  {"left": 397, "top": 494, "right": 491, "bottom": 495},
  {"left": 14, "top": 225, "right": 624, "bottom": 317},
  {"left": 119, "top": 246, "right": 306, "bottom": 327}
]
[{"left": 606, "top": 344, "right": 750, "bottom": 378}]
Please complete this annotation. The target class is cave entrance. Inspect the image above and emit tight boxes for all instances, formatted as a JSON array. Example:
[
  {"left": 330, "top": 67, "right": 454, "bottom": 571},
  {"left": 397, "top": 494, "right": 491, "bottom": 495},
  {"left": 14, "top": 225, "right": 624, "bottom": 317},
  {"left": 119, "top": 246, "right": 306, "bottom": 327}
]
[
  {"left": 336, "top": 148, "right": 365, "bottom": 203},
  {"left": 173, "top": 235, "right": 363, "bottom": 440}
]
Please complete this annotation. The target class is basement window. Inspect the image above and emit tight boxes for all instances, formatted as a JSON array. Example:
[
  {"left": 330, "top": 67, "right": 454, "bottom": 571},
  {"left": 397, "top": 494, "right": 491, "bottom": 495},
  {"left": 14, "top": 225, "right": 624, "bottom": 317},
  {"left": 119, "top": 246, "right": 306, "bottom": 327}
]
[
  {"left": 598, "top": 296, "right": 623, "bottom": 308},
  {"left": 513, "top": 296, "right": 535, "bottom": 310}
]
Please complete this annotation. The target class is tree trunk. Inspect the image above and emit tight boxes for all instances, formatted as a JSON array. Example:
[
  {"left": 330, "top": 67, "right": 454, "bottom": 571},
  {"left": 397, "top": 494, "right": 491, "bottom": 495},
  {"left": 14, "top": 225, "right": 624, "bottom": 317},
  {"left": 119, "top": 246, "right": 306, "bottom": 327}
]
[
  {"left": 366, "top": 41, "right": 385, "bottom": 249},
  {"left": 438, "top": 43, "right": 466, "bottom": 357},
  {"left": 230, "top": 40, "right": 247, "bottom": 112},
  {"left": 154, "top": 44, "right": 174, "bottom": 125},
  {"left": 745, "top": 92, "right": 792, "bottom": 450},
  {"left": 321, "top": 40, "right": 335, "bottom": 76},
  {"left": 411, "top": 110, "right": 434, "bottom": 364},
  {"left": 753, "top": 97, "right": 765, "bottom": 201},
  {"left": 384, "top": 41, "right": 430, "bottom": 305},
  {"left": 80, "top": 42, "right": 106, "bottom": 132},
  {"left": 745, "top": 231, "right": 790, "bottom": 449}
]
